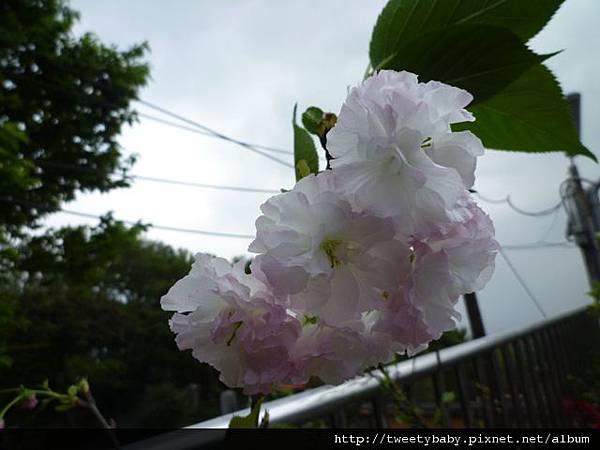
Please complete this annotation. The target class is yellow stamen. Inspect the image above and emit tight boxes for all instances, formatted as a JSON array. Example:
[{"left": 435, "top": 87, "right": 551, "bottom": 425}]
[{"left": 320, "top": 238, "right": 344, "bottom": 268}]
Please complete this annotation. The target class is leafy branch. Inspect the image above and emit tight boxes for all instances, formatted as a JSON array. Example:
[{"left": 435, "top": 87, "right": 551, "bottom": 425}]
[
  {"left": 0, "top": 379, "right": 119, "bottom": 448},
  {"left": 376, "top": 364, "right": 427, "bottom": 428}
]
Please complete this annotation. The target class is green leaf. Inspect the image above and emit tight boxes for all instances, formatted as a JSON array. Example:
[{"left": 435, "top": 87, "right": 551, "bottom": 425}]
[
  {"left": 54, "top": 403, "right": 77, "bottom": 412},
  {"left": 296, "top": 159, "right": 311, "bottom": 179},
  {"left": 381, "top": 24, "right": 546, "bottom": 104},
  {"left": 0, "top": 123, "right": 28, "bottom": 150},
  {"left": 453, "top": 64, "right": 596, "bottom": 161},
  {"left": 302, "top": 107, "right": 324, "bottom": 135},
  {"left": 441, "top": 391, "right": 456, "bottom": 404},
  {"left": 228, "top": 397, "right": 264, "bottom": 428},
  {"left": 370, "top": 0, "right": 563, "bottom": 69},
  {"left": 292, "top": 104, "right": 319, "bottom": 181},
  {"left": 368, "top": 0, "right": 591, "bottom": 160}
]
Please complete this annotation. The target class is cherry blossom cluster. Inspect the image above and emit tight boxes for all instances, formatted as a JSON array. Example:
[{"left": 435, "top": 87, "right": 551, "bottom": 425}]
[{"left": 161, "top": 70, "right": 498, "bottom": 394}]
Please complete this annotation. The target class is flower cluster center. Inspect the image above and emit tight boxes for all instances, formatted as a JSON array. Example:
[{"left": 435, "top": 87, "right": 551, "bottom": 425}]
[{"left": 319, "top": 238, "right": 345, "bottom": 268}]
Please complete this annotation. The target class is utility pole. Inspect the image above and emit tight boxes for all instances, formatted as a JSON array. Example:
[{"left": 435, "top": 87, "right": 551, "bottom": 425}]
[
  {"left": 462, "top": 94, "right": 596, "bottom": 339},
  {"left": 565, "top": 93, "right": 600, "bottom": 285},
  {"left": 566, "top": 162, "right": 600, "bottom": 284},
  {"left": 464, "top": 292, "right": 486, "bottom": 338}
]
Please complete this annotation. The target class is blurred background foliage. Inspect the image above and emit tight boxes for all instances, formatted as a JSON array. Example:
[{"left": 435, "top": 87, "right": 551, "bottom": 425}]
[
  {"left": 0, "top": 212, "right": 225, "bottom": 427},
  {"left": 0, "top": 0, "right": 225, "bottom": 427}
]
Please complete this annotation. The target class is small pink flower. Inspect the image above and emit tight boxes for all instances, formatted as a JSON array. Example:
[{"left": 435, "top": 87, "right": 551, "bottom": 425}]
[{"left": 19, "top": 394, "right": 39, "bottom": 411}]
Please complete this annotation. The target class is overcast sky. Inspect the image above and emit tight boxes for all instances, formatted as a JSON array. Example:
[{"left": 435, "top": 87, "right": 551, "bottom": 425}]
[{"left": 46, "top": 0, "right": 600, "bottom": 335}]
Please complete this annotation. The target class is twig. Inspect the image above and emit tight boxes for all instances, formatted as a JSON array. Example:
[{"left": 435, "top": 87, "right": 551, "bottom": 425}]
[{"left": 80, "top": 391, "right": 121, "bottom": 450}]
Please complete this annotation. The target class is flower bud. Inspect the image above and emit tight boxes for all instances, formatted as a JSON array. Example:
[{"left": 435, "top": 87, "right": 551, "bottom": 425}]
[
  {"left": 67, "top": 385, "right": 78, "bottom": 397},
  {"left": 19, "top": 393, "right": 38, "bottom": 411},
  {"left": 79, "top": 378, "right": 90, "bottom": 394}
]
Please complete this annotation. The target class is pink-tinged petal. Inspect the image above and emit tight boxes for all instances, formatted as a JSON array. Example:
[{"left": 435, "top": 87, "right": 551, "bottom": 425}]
[
  {"left": 328, "top": 70, "right": 481, "bottom": 231},
  {"left": 253, "top": 254, "right": 309, "bottom": 296},
  {"left": 426, "top": 131, "right": 484, "bottom": 188},
  {"left": 163, "top": 253, "right": 302, "bottom": 394}
]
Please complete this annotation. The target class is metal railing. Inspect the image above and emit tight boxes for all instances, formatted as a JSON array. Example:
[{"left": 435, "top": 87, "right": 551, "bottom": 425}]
[{"left": 126, "top": 305, "right": 599, "bottom": 449}]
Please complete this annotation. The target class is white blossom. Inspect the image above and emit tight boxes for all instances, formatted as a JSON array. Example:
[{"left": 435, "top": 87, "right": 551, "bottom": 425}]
[
  {"left": 162, "top": 69, "right": 498, "bottom": 393},
  {"left": 161, "top": 254, "right": 301, "bottom": 394},
  {"left": 249, "top": 172, "right": 398, "bottom": 325},
  {"left": 327, "top": 70, "right": 481, "bottom": 229}
]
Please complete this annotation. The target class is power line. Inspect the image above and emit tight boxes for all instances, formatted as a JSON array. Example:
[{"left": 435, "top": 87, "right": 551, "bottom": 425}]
[
  {"left": 61, "top": 209, "right": 255, "bottom": 239},
  {"left": 13, "top": 163, "right": 584, "bottom": 240},
  {"left": 13, "top": 162, "right": 585, "bottom": 240},
  {"left": 137, "top": 112, "right": 215, "bottom": 138},
  {"left": 134, "top": 175, "right": 280, "bottom": 194},
  {"left": 36, "top": 160, "right": 281, "bottom": 194},
  {"left": 536, "top": 207, "right": 562, "bottom": 243},
  {"left": 501, "top": 241, "right": 575, "bottom": 250},
  {"left": 506, "top": 198, "right": 562, "bottom": 217},
  {"left": 0, "top": 197, "right": 254, "bottom": 239},
  {"left": 472, "top": 192, "right": 507, "bottom": 204},
  {"left": 137, "top": 99, "right": 294, "bottom": 168},
  {"left": 12, "top": 75, "right": 295, "bottom": 165},
  {"left": 498, "top": 247, "right": 547, "bottom": 318},
  {"left": 474, "top": 192, "right": 562, "bottom": 217},
  {"left": 138, "top": 112, "right": 293, "bottom": 155}
]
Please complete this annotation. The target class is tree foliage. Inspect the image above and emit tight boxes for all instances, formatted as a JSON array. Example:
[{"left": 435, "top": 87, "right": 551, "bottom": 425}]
[
  {"left": 0, "top": 0, "right": 149, "bottom": 235},
  {"left": 0, "top": 218, "right": 223, "bottom": 427},
  {"left": 0, "top": 1, "right": 225, "bottom": 427}
]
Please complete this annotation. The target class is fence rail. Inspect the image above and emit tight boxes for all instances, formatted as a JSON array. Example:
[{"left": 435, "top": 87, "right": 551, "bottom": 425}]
[{"left": 126, "top": 305, "right": 599, "bottom": 449}]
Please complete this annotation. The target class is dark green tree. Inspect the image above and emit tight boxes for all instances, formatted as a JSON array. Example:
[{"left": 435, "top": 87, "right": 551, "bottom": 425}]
[
  {"left": 0, "top": 0, "right": 151, "bottom": 400},
  {"left": 1, "top": 217, "right": 223, "bottom": 427},
  {"left": 0, "top": 0, "right": 149, "bottom": 236}
]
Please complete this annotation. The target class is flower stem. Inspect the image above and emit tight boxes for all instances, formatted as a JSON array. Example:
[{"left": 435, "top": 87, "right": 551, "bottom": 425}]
[
  {"left": 80, "top": 391, "right": 121, "bottom": 449},
  {"left": 0, "top": 394, "right": 24, "bottom": 419}
]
